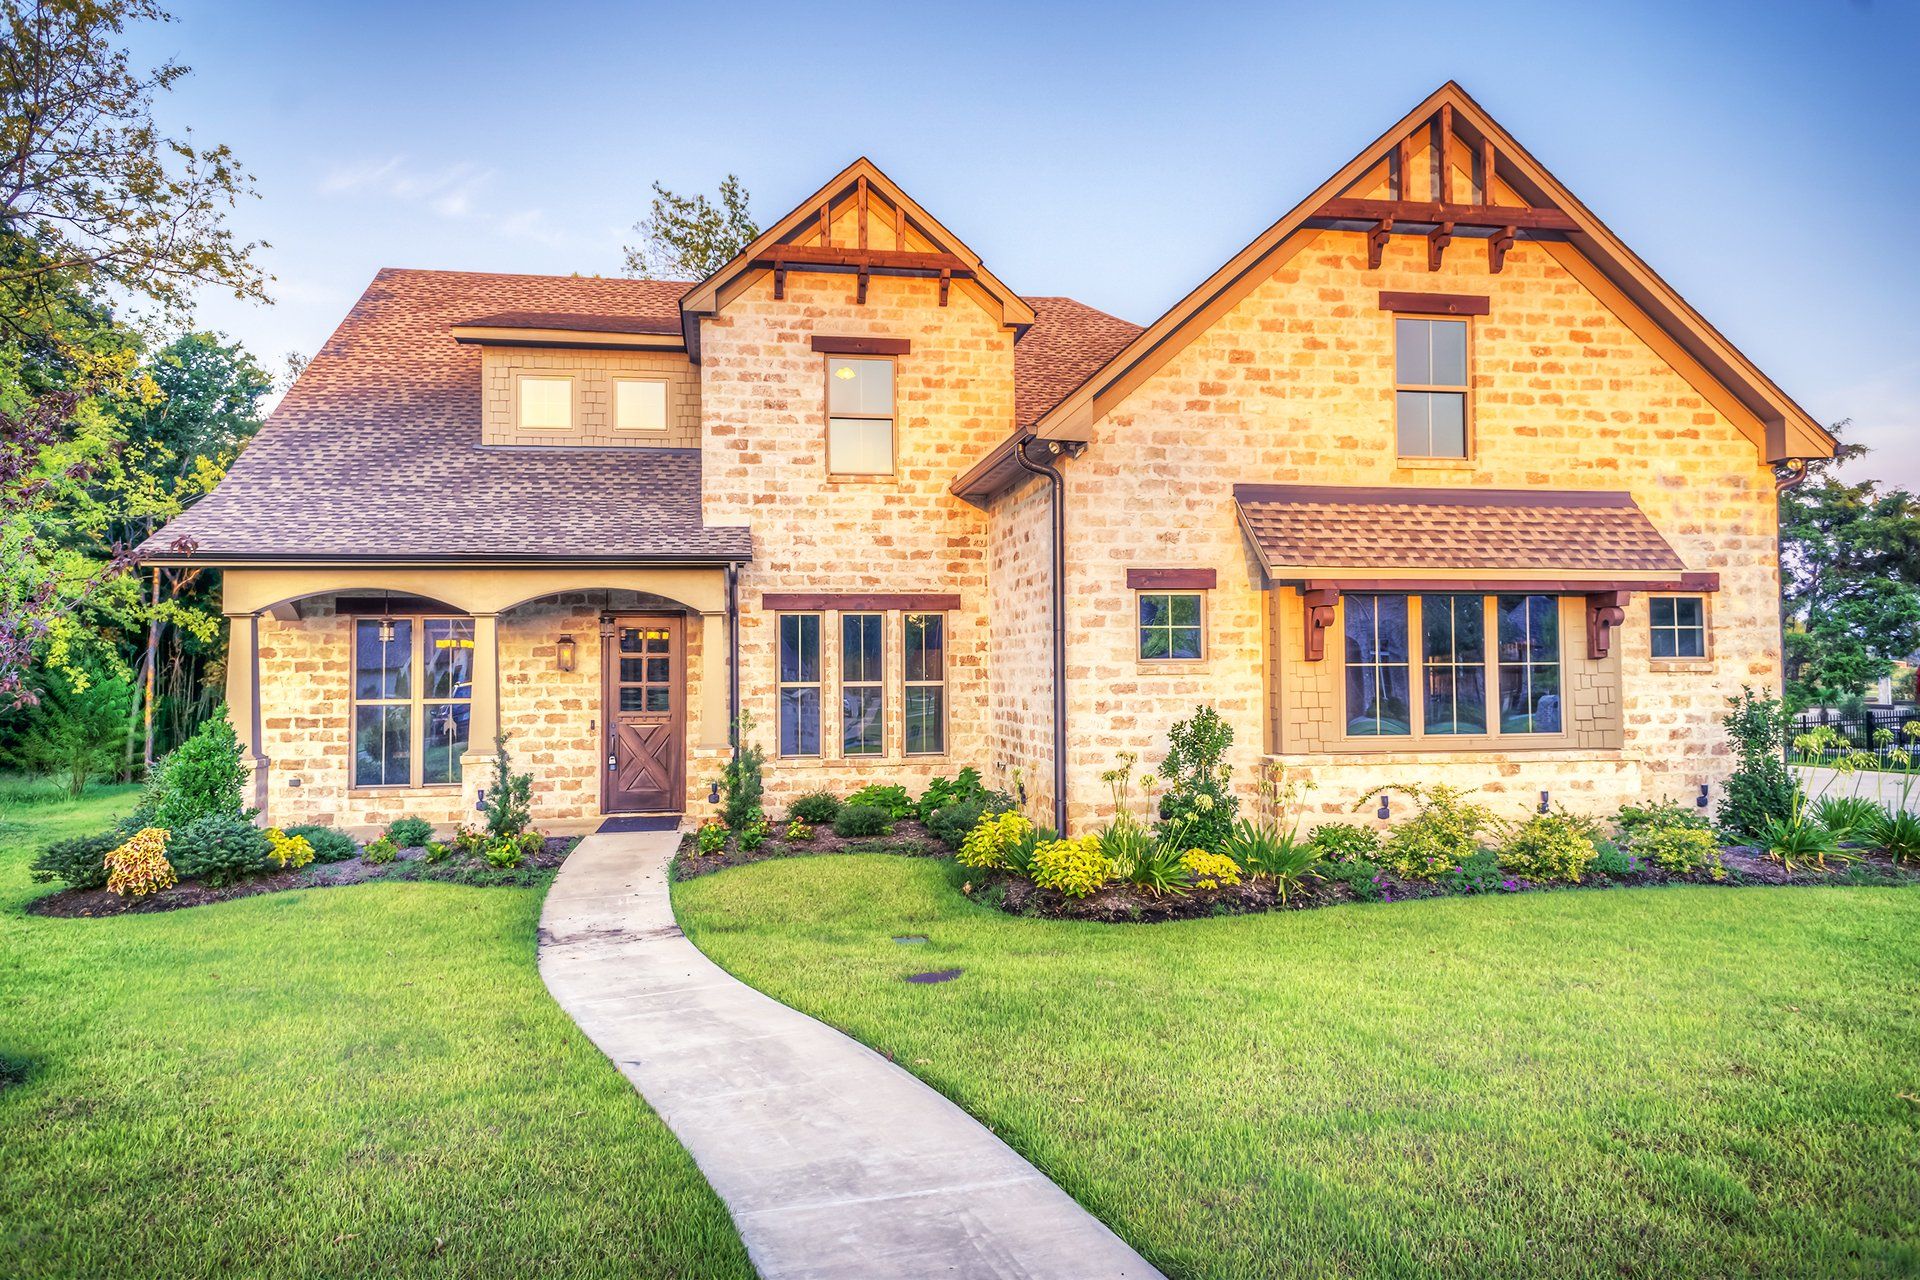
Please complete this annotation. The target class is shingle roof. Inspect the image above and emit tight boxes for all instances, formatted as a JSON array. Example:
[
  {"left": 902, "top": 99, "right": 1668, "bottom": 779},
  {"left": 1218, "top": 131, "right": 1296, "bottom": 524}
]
[
  {"left": 1232, "top": 485, "right": 1688, "bottom": 575},
  {"left": 137, "top": 270, "right": 746, "bottom": 563},
  {"left": 1014, "top": 297, "right": 1144, "bottom": 430},
  {"left": 455, "top": 310, "right": 683, "bottom": 335}
]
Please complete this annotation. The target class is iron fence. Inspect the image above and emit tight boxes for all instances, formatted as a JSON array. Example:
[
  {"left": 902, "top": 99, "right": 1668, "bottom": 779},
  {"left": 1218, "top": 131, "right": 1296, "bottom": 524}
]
[{"left": 1792, "top": 706, "right": 1920, "bottom": 753}]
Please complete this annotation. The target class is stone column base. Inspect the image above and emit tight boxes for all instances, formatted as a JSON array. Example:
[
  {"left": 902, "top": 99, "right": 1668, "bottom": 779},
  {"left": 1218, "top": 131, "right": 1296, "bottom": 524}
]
[{"left": 459, "top": 752, "right": 499, "bottom": 828}]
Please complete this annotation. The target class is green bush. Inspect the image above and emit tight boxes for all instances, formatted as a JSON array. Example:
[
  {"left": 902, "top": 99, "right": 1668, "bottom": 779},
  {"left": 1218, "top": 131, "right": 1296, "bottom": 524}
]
[
  {"left": 721, "top": 713, "right": 766, "bottom": 830},
  {"left": 284, "top": 824, "right": 356, "bottom": 863},
  {"left": 1872, "top": 807, "right": 1920, "bottom": 864},
  {"left": 738, "top": 815, "right": 770, "bottom": 852},
  {"left": 168, "top": 814, "right": 271, "bottom": 887},
  {"left": 788, "top": 791, "right": 841, "bottom": 824},
  {"left": 1719, "top": 687, "right": 1797, "bottom": 839},
  {"left": 1030, "top": 835, "right": 1113, "bottom": 897},
  {"left": 3, "top": 663, "right": 133, "bottom": 797},
  {"left": 1224, "top": 819, "right": 1324, "bottom": 901},
  {"left": 1634, "top": 823, "right": 1725, "bottom": 879},
  {"left": 1613, "top": 798, "right": 1709, "bottom": 839},
  {"left": 482, "top": 832, "right": 541, "bottom": 869},
  {"left": 1155, "top": 705, "right": 1238, "bottom": 852},
  {"left": 1812, "top": 794, "right": 1881, "bottom": 844},
  {"left": 930, "top": 796, "right": 989, "bottom": 849},
  {"left": 957, "top": 810, "right": 1032, "bottom": 870},
  {"left": 832, "top": 803, "right": 892, "bottom": 838},
  {"left": 1366, "top": 785, "right": 1494, "bottom": 880},
  {"left": 1590, "top": 841, "right": 1633, "bottom": 878},
  {"left": 362, "top": 835, "right": 399, "bottom": 865},
  {"left": 385, "top": 816, "right": 434, "bottom": 848},
  {"left": 846, "top": 784, "right": 913, "bottom": 821},
  {"left": 1440, "top": 848, "right": 1508, "bottom": 893},
  {"left": 30, "top": 830, "right": 120, "bottom": 890},
  {"left": 152, "top": 712, "right": 248, "bottom": 829},
  {"left": 1306, "top": 823, "right": 1383, "bottom": 864},
  {"left": 1497, "top": 812, "right": 1600, "bottom": 883},
  {"left": 1324, "top": 858, "right": 1384, "bottom": 901},
  {"left": 917, "top": 767, "right": 986, "bottom": 822},
  {"left": 695, "top": 821, "right": 727, "bottom": 855},
  {"left": 483, "top": 734, "right": 533, "bottom": 839},
  {"left": 1000, "top": 822, "right": 1054, "bottom": 878}
]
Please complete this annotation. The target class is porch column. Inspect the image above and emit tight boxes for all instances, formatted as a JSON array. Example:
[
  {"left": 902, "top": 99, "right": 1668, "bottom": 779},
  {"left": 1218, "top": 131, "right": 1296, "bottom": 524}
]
[
  {"left": 699, "top": 609, "right": 730, "bottom": 749},
  {"left": 461, "top": 611, "right": 501, "bottom": 814},
  {"left": 223, "top": 611, "right": 269, "bottom": 819}
]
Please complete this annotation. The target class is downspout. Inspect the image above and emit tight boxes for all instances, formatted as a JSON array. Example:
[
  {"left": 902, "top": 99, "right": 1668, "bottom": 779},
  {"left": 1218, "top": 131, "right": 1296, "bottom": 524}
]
[
  {"left": 1012, "top": 434, "right": 1071, "bottom": 835},
  {"left": 1775, "top": 458, "right": 1810, "bottom": 765},
  {"left": 726, "top": 562, "right": 741, "bottom": 771}
]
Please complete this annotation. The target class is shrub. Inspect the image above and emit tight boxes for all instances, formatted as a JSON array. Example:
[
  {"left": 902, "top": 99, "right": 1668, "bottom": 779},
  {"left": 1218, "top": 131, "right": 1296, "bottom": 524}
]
[
  {"left": 1441, "top": 848, "right": 1511, "bottom": 894},
  {"left": 846, "top": 784, "right": 913, "bottom": 821},
  {"left": 483, "top": 734, "right": 534, "bottom": 839},
  {"left": 3, "top": 664, "right": 133, "bottom": 797},
  {"left": 917, "top": 767, "right": 985, "bottom": 823},
  {"left": 957, "top": 811, "right": 1032, "bottom": 870},
  {"left": 788, "top": 791, "right": 841, "bottom": 824},
  {"left": 1111, "top": 825, "right": 1192, "bottom": 896},
  {"left": 169, "top": 814, "right": 271, "bottom": 887},
  {"left": 422, "top": 840, "right": 454, "bottom": 864},
  {"left": 1719, "top": 687, "right": 1797, "bottom": 839},
  {"left": 1180, "top": 849, "right": 1241, "bottom": 890},
  {"left": 152, "top": 712, "right": 248, "bottom": 829},
  {"left": 264, "top": 827, "right": 314, "bottom": 871},
  {"left": 695, "top": 819, "right": 728, "bottom": 855},
  {"left": 1306, "top": 823, "right": 1384, "bottom": 864},
  {"left": 1759, "top": 815, "right": 1839, "bottom": 872},
  {"left": 1225, "top": 821, "right": 1325, "bottom": 902},
  {"left": 1001, "top": 823, "right": 1054, "bottom": 878},
  {"left": 1325, "top": 858, "right": 1384, "bottom": 902},
  {"left": 1590, "top": 842, "right": 1634, "bottom": 878},
  {"left": 30, "top": 830, "right": 120, "bottom": 890},
  {"left": 1812, "top": 794, "right": 1881, "bottom": 844},
  {"left": 1613, "top": 798, "right": 1709, "bottom": 839},
  {"left": 720, "top": 713, "right": 767, "bottom": 830},
  {"left": 105, "top": 828, "right": 175, "bottom": 898},
  {"left": 929, "top": 797, "right": 989, "bottom": 849},
  {"left": 1155, "top": 706, "right": 1238, "bottom": 852},
  {"left": 784, "top": 819, "right": 814, "bottom": 841},
  {"left": 1873, "top": 807, "right": 1920, "bottom": 864},
  {"left": 1364, "top": 785, "right": 1494, "bottom": 880},
  {"left": 1030, "top": 835, "right": 1113, "bottom": 897},
  {"left": 452, "top": 826, "right": 487, "bottom": 857},
  {"left": 385, "top": 816, "right": 434, "bottom": 848},
  {"left": 1634, "top": 823, "right": 1725, "bottom": 879},
  {"left": 832, "top": 803, "right": 892, "bottom": 838},
  {"left": 284, "top": 824, "right": 356, "bottom": 863},
  {"left": 362, "top": 835, "right": 400, "bottom": 865},
  {"left": 1497, "top": 812, "right": 1600, "bottom": 883},
  {"left": 482, "top": 832, "right": 541, "bottom": 869},
  {"left": 739, "top": 815, "right": 770, "bottom": 852}
]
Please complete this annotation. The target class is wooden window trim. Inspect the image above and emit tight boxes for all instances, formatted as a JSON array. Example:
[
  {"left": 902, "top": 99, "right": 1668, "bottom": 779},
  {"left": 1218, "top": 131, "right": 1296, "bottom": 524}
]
[
  {"left": 351, "top": 615, "right": 475, "bottom": 789},
  {"left": 762, "top": 592, "right": 960, "bottom": 612},
  {"left": 776, "top": 612, "right": 823, "bottom": 759},
  {"left": 611, "top": 375, "right": 670, "bottom": 433},
  {"left": 824, "top": 353, "right": 896, "bottom": 479},
  {"left": 1126, "top": 568, "right": 1218, "bottom": 591},
  {"left": 1135, "top": 590, "right": 1208, "bottom": 663},
  {"left": 1647, "top": 592, "right": 1714, "bottom": 666},
  {"left": 1392, "top": 313, "right": 1473, "bottom": 461},
  {"left": 839, "top": 611, "right": 886, "bottom": 757},
  {"left": 513, "top": 372, "right": 576, "bottom": 432},
  {"left": 1379, "top": 291, "right": 1490, "bottom": 316},
  {"left": 902, "top": 611, "right": 948, "bottom": 757},
  {"left": 811, "top": 335, "right": 911, "bottom": 356}
]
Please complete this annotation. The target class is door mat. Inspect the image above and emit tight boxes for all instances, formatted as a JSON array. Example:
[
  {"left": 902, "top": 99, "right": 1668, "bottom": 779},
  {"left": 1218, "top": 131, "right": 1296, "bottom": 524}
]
[{"left": 597, "top": 816, "right": 683, "bottom": 834}]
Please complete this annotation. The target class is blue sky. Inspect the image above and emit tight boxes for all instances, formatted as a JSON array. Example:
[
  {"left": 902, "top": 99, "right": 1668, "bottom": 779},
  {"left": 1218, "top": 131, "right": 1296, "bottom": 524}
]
[{"left": 134, "top": 0, "right": 1919, "bottom": 483}]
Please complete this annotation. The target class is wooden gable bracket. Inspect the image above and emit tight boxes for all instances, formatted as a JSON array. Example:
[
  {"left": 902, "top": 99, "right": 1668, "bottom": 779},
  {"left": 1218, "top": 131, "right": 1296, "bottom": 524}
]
[
  {"left": 773, "top": 265, "right": 787, "bottom": 301},
  {"left": 856, "top": 264, "right": 869, "bottom": 305},
  {"left": 1301, "top": 586, "right": 1340, "bottom": 661},
  {"left": 938, "top": 267, "right": 951, "bottom": 306},
  {"left": 1427, "top": 221, "right": 1454, "bottom": 271},
  {"left": 1585, "top": 590, "right": 1630, "bottom": 660},
  {"left": 857, "top": 176, "right": 869, "bottom": 250},
  {"left": 1488, "top": 225, "right": 1517, "bottom": 274},
  {"left": 1367, "top": 218, "right": 1393, "bottom": 270}
]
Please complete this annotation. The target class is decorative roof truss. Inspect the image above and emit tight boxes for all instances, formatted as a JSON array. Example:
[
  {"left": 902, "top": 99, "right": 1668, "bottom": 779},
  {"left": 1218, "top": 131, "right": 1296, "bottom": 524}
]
[{"left": 1307, "top": 102, "right": 1577, "bottom": 272}]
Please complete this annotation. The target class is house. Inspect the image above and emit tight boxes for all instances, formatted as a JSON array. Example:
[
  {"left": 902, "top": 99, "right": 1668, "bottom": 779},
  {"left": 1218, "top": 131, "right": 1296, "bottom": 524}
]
[{"left": 137, "top": 83, "right": 1834, "bottom": 835}]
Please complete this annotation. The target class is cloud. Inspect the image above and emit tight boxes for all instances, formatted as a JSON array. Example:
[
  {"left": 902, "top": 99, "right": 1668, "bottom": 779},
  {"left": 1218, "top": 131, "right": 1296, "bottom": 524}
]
[{"left": 317, "top": 154, "right": 577, "bottom": 249}]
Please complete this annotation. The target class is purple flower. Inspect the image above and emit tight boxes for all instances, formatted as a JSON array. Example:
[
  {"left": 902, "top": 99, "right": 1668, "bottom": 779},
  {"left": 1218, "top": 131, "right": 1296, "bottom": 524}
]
[{"left": 1500, "top": 877, "right": 1523, "bottom": 891}]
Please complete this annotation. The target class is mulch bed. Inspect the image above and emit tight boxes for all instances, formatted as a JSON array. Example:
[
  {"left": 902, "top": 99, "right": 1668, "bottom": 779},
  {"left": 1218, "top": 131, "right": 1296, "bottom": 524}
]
[
  {"left": 976, "top": 846, "right": 1920, "bottom": 923},
  {"left": 27, "top": 836, "right": 582, "bottom": 919},
  {"left": 673, "top": 821, "right": 946, "bottom": 880}
]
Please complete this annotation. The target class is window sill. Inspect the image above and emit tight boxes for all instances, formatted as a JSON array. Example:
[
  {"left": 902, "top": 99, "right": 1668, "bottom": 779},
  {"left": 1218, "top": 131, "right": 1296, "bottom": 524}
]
[
  {"left": 1272, "top": 746, "right": 1621, "bottom": 765},
  {"left": 1136, "top": 659, "right": 1211, "bottom": 674},
  {"left": 1394, "top": 457, "right": 1478, "bottom": 472},
  {"left": 1327, "top": 733, "right": 1579, "bottom": 754},
  {"left": 347, "top": 785, "right": 462, "bottom": 798},
  {"left": 1649, "top": 658, "right": 1716, "bottom": 674},
  {"left": 825, "top": 473, "right": 899, "bottom": 485}
]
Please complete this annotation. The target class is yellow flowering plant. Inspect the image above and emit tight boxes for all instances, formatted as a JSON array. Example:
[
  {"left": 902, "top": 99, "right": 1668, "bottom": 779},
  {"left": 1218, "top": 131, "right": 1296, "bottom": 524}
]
[
  {"left": 105, "top": 828, "right": 176, "bottom": 898},
  {"left": 1030, "top": 835, "right": 1113, "bottom": 898},
  {"left": 957, "top": 811, "right": 1033, "bottom": 870},
  {"left": 264, "top": 827, "right": 314, "bottom": 871},
  {"left": 1179, "top": 849, "right": 1241, "bottom": 890}
]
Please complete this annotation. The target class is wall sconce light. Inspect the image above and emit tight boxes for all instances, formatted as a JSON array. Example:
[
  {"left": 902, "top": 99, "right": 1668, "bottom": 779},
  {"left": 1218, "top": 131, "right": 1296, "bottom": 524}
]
[
  {"left": 1538, "top": 789, "right": 1551, "bottom": 814},
  {"left": 1697, "top": 783, "right": 1710, "bottom": 809},
  {"left": 474, "top": 787, "right": 486, "bottom": 812},
  {"left": 708, "top": 781, "right": 721, "bottom": 806},
  {"left": 1376, "top": 793, "right": 1391, "bottom": 821},
  {"left": 556, "top": 635, "right": 577, "bottom": 673}
]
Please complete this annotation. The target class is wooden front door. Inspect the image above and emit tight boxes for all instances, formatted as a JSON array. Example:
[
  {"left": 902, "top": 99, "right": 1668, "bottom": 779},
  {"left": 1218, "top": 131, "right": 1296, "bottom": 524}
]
[{"left": 602, "top": 616, "right": 684, "bottom": 813}]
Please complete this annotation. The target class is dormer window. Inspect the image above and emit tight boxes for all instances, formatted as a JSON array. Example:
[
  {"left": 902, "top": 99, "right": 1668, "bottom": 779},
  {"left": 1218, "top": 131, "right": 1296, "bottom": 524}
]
[
  {"left": 826, "top": 356, "right": 894, "bottom": 475},
  {"left": 517, "top": 375, "right": 573, "bottom": 431}
]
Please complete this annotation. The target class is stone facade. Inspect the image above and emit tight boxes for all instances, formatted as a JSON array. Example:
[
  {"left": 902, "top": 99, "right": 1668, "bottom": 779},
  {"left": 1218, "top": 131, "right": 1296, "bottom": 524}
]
[
  {"left": 985, "top": 470, "right": 1057, "bottom": 824},
  {"left": 481, "top": 347, "right": 700, "bottom": 448}
]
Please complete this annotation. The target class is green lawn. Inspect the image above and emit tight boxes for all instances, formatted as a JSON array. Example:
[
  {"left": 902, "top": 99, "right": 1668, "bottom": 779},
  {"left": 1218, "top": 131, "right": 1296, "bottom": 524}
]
[
  {"left": 0, "top": 787, "right": 752, "bottom": 1279},
  {"left": 676, "top": 856, "right": 1920, "bottom": 1280}
]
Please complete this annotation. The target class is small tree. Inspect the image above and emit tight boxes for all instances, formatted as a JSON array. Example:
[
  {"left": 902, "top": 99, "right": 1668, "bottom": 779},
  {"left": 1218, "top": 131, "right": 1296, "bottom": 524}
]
[
  {"left": 719, "top": 711, "right": 764, "bottom": 829},
  {"left": 483, "top": 733, "right": 533, "bottom": 839},
  {"left": 1155, "top": 705, "right": 1239, "bottom": 852},
  {"left": 621, "top": 176, "right": 758, "bottom": 280},
  {"left": 152, "top": 708, "right": 246, "bottom": 827},
  {"left": 1718, "top": 686, "right": 1797, "bottom": 839},
  {"left": 5, "top": 663, "right": 131, "bottom": 795}
]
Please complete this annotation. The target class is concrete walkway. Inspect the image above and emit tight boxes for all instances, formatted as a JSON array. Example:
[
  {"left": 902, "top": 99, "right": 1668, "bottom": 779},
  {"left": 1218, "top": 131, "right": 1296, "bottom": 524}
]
[{"left": 538, "top": 831, "right": 1164, "bottom": 1280}]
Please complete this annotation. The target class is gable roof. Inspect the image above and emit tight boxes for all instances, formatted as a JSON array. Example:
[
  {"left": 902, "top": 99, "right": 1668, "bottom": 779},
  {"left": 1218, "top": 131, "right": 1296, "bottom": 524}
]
[
  {"left": 954, "top": 81, "right": 1833, "bottom": 502},
  {"left": 135, "top": 269, "right": 751, "bottom": 564},
  {"left": 1015, "top": 298, "right": 1144, "bottom": 430}
]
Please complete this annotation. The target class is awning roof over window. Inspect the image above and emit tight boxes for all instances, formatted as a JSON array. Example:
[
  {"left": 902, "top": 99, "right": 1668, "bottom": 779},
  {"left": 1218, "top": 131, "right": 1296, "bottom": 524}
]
[{"left": 1232, "top": 484, "right": 1707, "bottom": 589}]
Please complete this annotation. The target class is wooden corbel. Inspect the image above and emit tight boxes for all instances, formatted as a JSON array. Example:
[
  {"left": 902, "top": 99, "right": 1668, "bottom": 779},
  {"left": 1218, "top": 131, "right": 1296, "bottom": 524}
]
[
  {"left": 938, "top": 267, "right": 951, "bottom": 307},
  {"left": 1585, "top": 591, "right": 1629, "bottom": 659},
  {"left": 773, "top": 264, "right": 786, "bottom": 300},
  {"left": 856, "top": 264, "right": 869, "bottom": 305},
  {"left": 1427, "top": 221, "right": 1453, "bottom": 271},
  {"left": 1488, "top": 225, "right": 1516, "bottom": 274},
  {"left": 1302, "top": 587, "right": 1339, "bottom": 661},
  {"left": 1367, "top": 218, "right": 1393, "bottom": 270}
]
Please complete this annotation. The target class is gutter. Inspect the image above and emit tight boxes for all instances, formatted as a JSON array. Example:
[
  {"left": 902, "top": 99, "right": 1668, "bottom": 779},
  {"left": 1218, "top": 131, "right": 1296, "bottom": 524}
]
[{"left": 1012, "top": 434, "right": 1072, "bottom": 835}]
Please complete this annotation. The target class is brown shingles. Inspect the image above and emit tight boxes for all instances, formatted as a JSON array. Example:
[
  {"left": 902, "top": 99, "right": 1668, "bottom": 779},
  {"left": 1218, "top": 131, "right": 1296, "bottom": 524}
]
[
  {"left": 1014, "top": 297, "right": 1143, "bottom": 430},
  {"left": 1232, "top": 484, "right": 1688, "bottom": 573}
]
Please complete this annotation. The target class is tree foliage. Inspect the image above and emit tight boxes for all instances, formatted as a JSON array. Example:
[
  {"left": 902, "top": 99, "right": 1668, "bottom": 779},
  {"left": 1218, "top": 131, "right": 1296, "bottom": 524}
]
[{"left": 621, "top": 175, "right": 758, "bottom": 280}]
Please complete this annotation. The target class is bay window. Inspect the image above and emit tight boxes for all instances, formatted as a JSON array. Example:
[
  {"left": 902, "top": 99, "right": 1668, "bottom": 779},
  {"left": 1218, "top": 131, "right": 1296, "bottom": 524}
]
[{"left": 1342, "top": 594, "right": 1564, "bottom": 742}]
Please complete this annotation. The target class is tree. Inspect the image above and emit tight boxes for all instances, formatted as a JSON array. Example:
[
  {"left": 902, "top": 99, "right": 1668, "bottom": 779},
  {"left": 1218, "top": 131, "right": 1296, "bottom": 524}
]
[
  {"left": 4, "top": 660, "right": 130, "bottom": 794},
  {"left": 621, "top": 175, "right": 758, "bottom": 280}
]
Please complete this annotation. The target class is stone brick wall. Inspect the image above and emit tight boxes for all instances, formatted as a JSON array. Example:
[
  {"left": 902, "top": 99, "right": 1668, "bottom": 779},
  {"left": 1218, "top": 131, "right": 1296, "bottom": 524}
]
[
  {"left": 1048, "top": 227, "right": 1780, "bottom": 830},
  {"left": 699, "top": 270, "right": 1014, "bottom": 810},
  {"left": 481, "top": 347, "right": 699, "bottom": 448},
  {"left": 985, "top": 470, "right": 1056, "bottom": 823}
]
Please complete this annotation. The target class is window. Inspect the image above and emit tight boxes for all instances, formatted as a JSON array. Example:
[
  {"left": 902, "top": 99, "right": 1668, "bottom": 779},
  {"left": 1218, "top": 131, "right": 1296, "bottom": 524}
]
[
  {"left": 840, "top": 613, "right": 885, "bottom": 756},
  {"left": 826, "top": 356, "right": 894, "bottom": 474},
  {"left": 613, "top": 377, "right": 668, "bottom": 432},
  {"left": 353, "top": 616, "right": 473, "bottom": 787},
  {"left": 1344, "top": 595, "right": 1411, "bottom": 736},
  {"left": 903, "top": 613, "right": 946, "bottom": 755},
  {"left": 615, "top": 625, "right": 673, "bottom": 713},
  {"left": 1138, "top": 593, "right": 1203, "bottom": 660},
  {"left": 777, "top": 614, "right": 821, "bottom": 757},
  {"left": 1420, "top": 594, "right": 1486, "bottom": 734},
  {"left": 1394, "top": 317, "right": 1468, "bottom": 457},
  {"left": 1650, "top": 595, "right": 1707, "bottom": 659},
  {"left": 517, "top": 375, "right": 573, "bottom": 430},
  {"left": 1496, "top": 595, "right": 1561, "bottom": 733}
]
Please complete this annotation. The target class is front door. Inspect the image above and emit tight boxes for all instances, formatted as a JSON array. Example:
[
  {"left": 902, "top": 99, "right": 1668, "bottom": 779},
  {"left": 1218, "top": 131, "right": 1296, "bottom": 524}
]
[{"left": 602, "top": 616, "right": 684, "bottom": 813}]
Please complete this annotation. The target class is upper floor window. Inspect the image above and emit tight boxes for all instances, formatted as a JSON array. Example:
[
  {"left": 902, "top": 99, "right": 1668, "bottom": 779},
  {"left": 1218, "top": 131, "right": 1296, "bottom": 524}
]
[
  {"left": 826, "top": 356, "right": 894, "bottom": 475},
  {"left": 614, "top": 377, "right": 668, "bottom": 432},
  {"left": 517, "top": 375, "right": 573, "bottom": 431},
  {"left": 1394, "top": 317, "right": 1468, "bottom": 458},
  {"left": 1650, "top": 595, "right": 1707, "bottom": 659}
]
